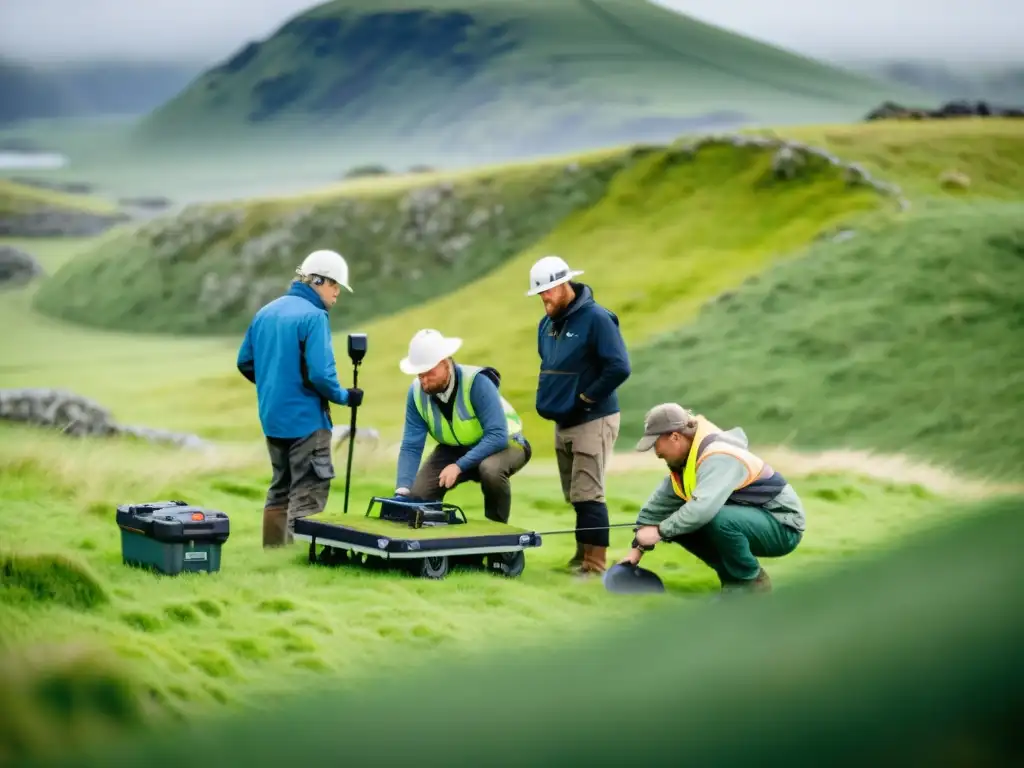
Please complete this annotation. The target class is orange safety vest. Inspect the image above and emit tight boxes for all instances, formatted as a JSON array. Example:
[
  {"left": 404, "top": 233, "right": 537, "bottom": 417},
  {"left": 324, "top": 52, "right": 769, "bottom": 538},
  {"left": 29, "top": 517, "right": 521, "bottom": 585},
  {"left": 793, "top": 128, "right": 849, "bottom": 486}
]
[{"left": 668, "top": 416, "right": 787, "bottom": 506}]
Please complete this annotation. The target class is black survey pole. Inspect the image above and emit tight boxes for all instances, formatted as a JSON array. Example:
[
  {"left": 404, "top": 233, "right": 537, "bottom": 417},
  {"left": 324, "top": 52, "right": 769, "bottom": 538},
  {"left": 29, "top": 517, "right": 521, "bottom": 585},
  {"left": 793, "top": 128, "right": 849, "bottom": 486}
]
[{"left": 343, "top": 333, "right": 367, "bottom": 515}]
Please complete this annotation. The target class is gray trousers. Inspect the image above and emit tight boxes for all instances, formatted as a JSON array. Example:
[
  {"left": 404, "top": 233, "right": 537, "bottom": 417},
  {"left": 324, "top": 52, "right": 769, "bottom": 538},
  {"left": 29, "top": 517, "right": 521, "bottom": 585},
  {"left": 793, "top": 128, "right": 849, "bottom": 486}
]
[
  {"left": 409, "top": 438, "right": 531, "bottom": 524},
  {"left": 263, "top": 428, "right": 334, "bottom": 547}
]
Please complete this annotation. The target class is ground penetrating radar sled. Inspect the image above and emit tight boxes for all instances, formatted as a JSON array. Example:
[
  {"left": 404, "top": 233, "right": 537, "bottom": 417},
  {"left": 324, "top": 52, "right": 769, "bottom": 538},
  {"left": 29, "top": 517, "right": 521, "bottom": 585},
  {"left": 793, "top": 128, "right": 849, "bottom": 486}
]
[{"left": 293, "top": 495, "right": 543, "bottom": 579}]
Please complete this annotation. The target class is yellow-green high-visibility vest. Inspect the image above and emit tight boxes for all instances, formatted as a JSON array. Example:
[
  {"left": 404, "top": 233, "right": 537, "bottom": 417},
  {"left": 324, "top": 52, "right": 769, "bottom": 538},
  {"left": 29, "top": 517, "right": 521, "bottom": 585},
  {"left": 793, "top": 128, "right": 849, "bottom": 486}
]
[
  {"left": 412, "top": 364, "right": 523, "bottom": 447},
  {"left": 668, "top": 415, "right": 787, "bottom": 507}
]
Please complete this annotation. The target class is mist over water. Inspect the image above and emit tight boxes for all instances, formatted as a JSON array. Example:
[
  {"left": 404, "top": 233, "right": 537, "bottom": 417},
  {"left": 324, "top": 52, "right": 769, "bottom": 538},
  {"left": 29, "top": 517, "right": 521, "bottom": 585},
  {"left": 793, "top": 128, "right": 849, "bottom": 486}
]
[{"left": 0, "top": 151, "right": 68, "bottom": 169}]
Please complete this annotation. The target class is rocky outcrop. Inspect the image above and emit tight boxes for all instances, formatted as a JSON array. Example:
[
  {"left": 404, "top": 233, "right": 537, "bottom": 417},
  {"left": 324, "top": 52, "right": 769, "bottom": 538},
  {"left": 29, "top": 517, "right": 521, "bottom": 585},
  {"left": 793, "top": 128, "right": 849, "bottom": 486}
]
[
  {"left": 0, "top": 207, "right": 130, "bottom": 237},
  {"left": 0, "top": 388, "right": 209, "bottom": 450},
  {"left": 0, "top": 245, "right": 44, "bottom": 287},
  {"left": 865, "top": 99, "right": 1024, "bottom": 121},
  {"left": 671, "top": 132, "right": 911, "bottom": 212}
]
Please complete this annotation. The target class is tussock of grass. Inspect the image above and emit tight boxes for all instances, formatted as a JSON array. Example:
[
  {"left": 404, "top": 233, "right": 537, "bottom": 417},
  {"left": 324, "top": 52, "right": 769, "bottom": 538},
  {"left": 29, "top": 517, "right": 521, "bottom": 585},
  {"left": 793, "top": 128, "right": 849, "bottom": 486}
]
[
  {"left": 0, "top": 551, "right": 108, "bottom": 610},
  {"left": 0, "top": 643, "right": 153, "bottom": 764},
  {"left": 618, "top": 200, "right": 1024, "bottom": 480}
]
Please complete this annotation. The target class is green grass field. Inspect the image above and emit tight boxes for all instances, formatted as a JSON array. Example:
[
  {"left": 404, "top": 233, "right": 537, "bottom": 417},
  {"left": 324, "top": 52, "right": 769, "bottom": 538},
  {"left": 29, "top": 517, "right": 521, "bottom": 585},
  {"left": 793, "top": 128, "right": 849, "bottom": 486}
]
[
  {"left": 0, "top": 418, "right": 1006, "bottom": 763},
  {"left": 2, "top": 114, "right": 1022, "bottom": 762},
  {"left": 12, "top": 494, "right": 1023, "bottom": 768}
]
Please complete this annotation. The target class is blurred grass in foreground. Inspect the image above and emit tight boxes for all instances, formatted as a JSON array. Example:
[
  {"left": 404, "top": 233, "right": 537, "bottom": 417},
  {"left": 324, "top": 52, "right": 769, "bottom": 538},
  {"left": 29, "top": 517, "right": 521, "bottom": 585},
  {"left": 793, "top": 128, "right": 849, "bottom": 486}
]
[{"left": 7, "top": 493, "right": 1023, "bottom": 767}]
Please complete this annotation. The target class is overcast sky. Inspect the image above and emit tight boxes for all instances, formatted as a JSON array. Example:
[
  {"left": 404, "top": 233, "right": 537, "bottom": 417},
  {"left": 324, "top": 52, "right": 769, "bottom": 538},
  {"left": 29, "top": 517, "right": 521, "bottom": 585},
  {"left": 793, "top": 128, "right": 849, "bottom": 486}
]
[{"left": 0, "top": 0, "right": 1017, "bottom": 66}]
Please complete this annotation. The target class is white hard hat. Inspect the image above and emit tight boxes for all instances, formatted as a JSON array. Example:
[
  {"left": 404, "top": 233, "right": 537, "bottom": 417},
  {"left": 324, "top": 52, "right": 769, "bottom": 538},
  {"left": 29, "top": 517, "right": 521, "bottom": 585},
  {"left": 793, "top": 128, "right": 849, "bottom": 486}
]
[
  {"left": 297, "top": 249, "right": 352, "bottom": 292},
  {"left": 525, "top": 254, "right": 583, "bottom": 296},
  {"left": 399, "top": 329, "right": 463, "bottom": 375}
]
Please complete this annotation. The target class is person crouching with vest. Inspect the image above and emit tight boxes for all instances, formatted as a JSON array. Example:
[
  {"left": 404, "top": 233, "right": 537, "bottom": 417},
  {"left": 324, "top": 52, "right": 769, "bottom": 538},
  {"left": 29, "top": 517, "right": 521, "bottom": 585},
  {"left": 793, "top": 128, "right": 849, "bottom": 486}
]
[
  {"left": 622, "top": 403, "right": 806, "bottom": 593},
  {"left": 393, "top": 329, "right": 532, "bottom": 524}
]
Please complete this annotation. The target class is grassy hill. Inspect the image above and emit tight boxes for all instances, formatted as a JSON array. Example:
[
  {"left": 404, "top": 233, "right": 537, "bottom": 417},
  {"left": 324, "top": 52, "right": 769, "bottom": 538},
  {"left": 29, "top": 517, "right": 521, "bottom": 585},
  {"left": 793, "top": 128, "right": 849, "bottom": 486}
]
[
  {"left": 133, "top": 0, "right": 907, "bottom": 154},
  {"left": 0, "top": 178, "right": 118, "bottom": 217},
  {"left": 32, "top": 133, "right": 891, "bottom": 337},
  {"left": 26, "top": 120, "right": 1024, "bottom": 454},
  {"left": 617, "top": 200, "right": 1024, "bottom": 481}
]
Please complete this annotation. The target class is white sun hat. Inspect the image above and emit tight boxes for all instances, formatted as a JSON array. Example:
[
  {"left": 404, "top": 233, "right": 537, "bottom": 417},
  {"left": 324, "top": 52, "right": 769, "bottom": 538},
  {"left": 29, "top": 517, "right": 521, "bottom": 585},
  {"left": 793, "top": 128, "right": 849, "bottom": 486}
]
[
  {"left": 525, "top": 254, "right": 583, "bottom": 296},
  {"left": 399, "top": 329, "right": 463, "bottom": 375}
]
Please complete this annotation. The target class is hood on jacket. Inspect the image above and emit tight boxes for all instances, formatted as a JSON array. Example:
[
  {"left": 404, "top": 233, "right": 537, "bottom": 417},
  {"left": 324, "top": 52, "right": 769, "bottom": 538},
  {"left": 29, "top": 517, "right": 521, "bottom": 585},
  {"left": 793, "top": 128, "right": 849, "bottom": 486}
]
[
  {"left": 715, "top": 426, "right": 750, "bottom": 450},
  {"left": 551, "top": 282, "right": 595, "bottom": 325}
]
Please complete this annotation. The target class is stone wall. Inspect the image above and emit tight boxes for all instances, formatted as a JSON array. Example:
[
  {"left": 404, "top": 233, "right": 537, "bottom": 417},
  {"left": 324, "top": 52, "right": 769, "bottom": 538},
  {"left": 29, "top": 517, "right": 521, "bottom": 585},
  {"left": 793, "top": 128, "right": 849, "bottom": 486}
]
[{"left": 0, "top": 389, "right": 209, "bottom": 450}]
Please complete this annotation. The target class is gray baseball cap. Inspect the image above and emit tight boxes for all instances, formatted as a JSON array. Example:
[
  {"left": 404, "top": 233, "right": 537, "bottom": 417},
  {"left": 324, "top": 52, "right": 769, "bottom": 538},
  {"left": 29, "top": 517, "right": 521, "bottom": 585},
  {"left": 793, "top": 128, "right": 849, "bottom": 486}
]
[{"left": 635, "top": 403, "right": 695, "bottom": 452}]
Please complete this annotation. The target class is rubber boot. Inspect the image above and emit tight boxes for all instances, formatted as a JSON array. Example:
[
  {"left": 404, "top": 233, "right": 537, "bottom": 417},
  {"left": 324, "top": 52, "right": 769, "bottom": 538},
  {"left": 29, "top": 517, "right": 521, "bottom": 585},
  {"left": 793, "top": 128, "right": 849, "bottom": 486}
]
[
  {"left": 579, "top": 544, "right": 607, "bottom": 575},
  {"left": 262, "top": 505, "right": 290, "bottom": 548}
]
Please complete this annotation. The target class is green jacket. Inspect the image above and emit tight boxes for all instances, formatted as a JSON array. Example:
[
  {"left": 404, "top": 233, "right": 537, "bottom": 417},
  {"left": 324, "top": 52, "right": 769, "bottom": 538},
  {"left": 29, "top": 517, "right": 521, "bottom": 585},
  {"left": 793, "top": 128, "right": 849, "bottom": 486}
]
[{"left": 635, "top": 427, "right": 806, "bottom": 538}]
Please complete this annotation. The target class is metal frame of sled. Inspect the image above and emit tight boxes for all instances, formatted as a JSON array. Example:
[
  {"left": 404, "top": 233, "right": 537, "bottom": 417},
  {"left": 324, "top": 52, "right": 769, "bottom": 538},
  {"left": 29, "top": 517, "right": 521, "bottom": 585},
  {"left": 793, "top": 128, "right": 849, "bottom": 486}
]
[{"left": 292, "top": 495, "right": 544, "bottom": 579}]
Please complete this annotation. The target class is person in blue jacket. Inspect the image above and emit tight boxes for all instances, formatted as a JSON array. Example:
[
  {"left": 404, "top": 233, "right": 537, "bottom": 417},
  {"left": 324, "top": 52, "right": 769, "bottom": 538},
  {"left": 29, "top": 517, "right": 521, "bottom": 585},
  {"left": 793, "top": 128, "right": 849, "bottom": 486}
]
[
  {"left": 393, "top": 329, "right": 531, "bottom": 525},
  {"left": 526, "top": 255, "right": 631, "bottom": 575},
  {"left": 236, "top": 249, "right": 364, "bottom": 548}
]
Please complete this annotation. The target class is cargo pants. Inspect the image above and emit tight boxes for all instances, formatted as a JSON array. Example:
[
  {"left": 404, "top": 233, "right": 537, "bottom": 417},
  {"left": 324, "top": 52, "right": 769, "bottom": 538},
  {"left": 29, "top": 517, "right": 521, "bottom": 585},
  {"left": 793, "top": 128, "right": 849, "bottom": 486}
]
[
  {"left": 554, "top": 412, "right": 620, "bottom": 505},
  {"left": 263, "top": 427, "right": 334, "bottom": 548},
  {"left": 554, "top": 412, "right": 619, "bottom": 560}
]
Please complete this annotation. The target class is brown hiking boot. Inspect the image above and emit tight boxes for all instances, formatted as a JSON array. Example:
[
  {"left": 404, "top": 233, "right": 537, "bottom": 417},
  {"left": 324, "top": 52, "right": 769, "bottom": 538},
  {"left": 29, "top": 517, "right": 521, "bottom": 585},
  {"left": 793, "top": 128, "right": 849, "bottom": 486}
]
[
  {"left": 577, "top": 544, "right": 607, "bottom": 576},
  {"left": 262, "top": 505, "right": 291, "bottom": 548}
]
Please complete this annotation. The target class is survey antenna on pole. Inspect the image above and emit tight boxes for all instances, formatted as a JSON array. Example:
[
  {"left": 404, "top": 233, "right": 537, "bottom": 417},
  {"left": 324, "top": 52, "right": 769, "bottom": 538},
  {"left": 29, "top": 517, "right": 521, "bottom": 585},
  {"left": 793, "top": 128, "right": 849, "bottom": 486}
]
[{"left": 343, "top": 333, "right": 367, "bottom": 515}]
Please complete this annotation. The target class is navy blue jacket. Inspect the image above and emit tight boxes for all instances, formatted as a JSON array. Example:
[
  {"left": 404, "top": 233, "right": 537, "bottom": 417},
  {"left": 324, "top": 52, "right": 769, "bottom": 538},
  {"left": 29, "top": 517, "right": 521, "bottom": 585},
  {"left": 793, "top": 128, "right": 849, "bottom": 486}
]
[
  {"left": 535, "top": 282, "right": 631, "bottom": 428},
  {"left": 236, "top": 281, "right": 351, "bottom": 439}
]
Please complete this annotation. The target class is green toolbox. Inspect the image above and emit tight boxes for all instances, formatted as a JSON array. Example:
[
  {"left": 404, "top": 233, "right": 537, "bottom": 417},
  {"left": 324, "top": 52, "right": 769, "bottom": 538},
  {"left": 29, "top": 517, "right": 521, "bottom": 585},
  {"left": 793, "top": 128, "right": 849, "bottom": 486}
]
[{"left": 116, "top": 500, "right": 230, "bottom": 575}]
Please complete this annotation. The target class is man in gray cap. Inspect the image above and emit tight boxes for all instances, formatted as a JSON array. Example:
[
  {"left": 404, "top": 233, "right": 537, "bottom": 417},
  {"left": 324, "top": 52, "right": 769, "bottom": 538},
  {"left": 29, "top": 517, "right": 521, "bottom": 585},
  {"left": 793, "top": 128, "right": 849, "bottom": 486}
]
[{"left": 620, "top": 403, "right": 806, "bottom": 593}]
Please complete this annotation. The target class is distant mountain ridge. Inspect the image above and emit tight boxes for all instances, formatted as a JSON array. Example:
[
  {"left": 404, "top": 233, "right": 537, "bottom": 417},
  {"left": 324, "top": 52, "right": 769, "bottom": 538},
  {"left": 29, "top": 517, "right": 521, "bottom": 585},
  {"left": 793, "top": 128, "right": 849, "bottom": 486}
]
[
  {"left": 133, "top": 0, "right": 909, "bottom": 153},
  {"left": 0, "top": 57, "right": 200, "bottom": 125}
]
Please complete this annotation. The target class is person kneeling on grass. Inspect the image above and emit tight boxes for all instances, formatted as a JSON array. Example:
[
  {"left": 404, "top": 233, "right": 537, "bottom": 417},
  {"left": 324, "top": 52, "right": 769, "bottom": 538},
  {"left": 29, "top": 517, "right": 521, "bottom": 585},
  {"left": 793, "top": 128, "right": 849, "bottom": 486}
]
[
  {"left": 393, "top": 329, "right": 532, "bottom": 524},
  {"left": 620, "top": 403, "right": 806, "bottom": 593}
]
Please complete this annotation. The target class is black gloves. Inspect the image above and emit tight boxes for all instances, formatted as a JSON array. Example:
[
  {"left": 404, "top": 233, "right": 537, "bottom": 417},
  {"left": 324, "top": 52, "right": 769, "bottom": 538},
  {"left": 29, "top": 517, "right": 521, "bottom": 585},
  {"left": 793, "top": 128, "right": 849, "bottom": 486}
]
[{"left": 346, "top": 388, "right": 364, "bottom": 407}]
